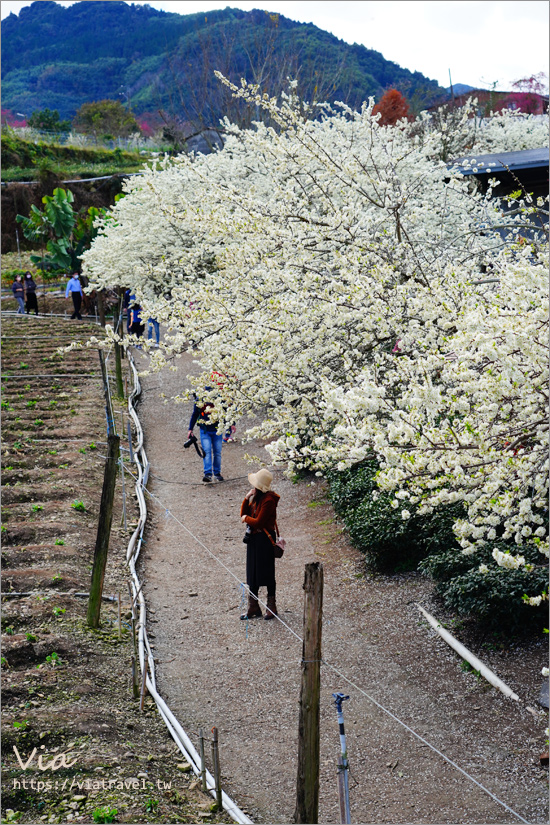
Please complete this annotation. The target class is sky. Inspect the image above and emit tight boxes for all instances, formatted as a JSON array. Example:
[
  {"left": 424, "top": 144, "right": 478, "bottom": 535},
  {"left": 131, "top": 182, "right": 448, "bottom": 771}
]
[{"left": 1, "top": 0, "right": 549, "bottom": 92}]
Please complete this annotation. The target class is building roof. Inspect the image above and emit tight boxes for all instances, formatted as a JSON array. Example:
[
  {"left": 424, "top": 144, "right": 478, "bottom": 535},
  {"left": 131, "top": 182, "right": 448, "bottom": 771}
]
[{"left": 450, "top": 147, "right": 549, "bottom": 175}]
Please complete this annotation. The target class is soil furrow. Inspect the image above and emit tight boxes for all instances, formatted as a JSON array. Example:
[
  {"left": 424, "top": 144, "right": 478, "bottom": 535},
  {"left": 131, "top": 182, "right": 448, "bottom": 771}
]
[{"left": 2, "top": 317, "right": 233, "bottom": 824}]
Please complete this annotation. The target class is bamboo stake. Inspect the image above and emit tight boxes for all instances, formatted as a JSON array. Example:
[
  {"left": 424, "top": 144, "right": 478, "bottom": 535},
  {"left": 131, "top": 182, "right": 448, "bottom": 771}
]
[
  {"left": 131, "top": 655, "right": 139, "bottom": 699},
  {"left": 211, "top": 727, "right": 222, "bottom": 811},
  {"left": 199, "top": 728, "right": 207, "bottom": 792},
  {"left": 140, "top": 657, "right": 148, "bottom": 710},
  {"left": 117, "top": 591, "right": 122, "bottom": 639}
]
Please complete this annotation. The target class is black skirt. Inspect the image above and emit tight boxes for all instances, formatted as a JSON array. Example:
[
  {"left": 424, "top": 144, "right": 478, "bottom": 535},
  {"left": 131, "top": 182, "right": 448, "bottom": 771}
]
[
  {"left": 246, "top": 530, "right": 275, "bottom": 592},
  {"left": 26, "top": 292, "right": 38, "bottom": 313}
]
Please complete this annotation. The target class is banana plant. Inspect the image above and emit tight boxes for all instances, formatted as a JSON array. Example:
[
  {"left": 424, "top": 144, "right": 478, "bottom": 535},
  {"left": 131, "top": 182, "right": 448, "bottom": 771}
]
[{"left": 16, "top": 189, "right": 106, "bottom": 274}]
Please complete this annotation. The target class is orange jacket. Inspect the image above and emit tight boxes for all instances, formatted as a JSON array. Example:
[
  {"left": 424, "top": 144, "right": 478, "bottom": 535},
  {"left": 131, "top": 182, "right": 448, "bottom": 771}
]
[{"left": 241, "top": 491, "right": 280, "bottom": 535}]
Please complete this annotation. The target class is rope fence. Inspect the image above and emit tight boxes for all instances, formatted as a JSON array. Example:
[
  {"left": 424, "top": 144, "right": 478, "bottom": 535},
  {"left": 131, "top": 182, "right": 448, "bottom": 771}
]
[
  {"left": 120, "top": 350, "right": 531, "bottom": 825},
  {"left": 4, "top": 317, "right": 531, "bottom": 825},
  {"left": 123, "top": 351, "right": 252, "bottom": 825}
]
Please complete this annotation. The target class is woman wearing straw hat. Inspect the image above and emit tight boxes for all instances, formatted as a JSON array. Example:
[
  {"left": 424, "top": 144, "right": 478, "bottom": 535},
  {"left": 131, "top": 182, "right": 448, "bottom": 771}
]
[{"left": 240, "top": 468, "right": 280, "bottom": 621}]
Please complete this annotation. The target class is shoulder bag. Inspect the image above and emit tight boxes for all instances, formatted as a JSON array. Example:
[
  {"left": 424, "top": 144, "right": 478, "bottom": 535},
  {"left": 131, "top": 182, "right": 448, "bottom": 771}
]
[{"left": 263, "top": 520, "right": 286, "bottom": 558}]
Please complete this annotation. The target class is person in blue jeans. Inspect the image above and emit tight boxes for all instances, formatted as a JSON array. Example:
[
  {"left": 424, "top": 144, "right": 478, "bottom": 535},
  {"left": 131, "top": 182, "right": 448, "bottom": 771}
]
[
  {"left": 124, "top": 290, "right": 136, "bottom": 333},
  {"left": 12, "top": 274, "right": 25, "bottom": 314},
  {"left": 147, "top": 317, "right": 160, "bottom": 346},
  {"left": 188, "top": 390, "right": 224, "bottom": 483}
]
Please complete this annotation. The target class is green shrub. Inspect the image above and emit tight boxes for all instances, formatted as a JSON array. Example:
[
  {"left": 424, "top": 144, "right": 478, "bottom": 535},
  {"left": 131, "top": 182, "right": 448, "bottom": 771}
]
[
  {"left": 327, "top": 460, "right": 464, "bottom": 572},
  {"left": 442, "top": 568, "right": 547, "bottom": 633},
  {"left": 420, "top": 542, "right": 548, "bottom": 632},
  {"left": 93, "top": 807, "right": 117, "bottom": 824},
  {"left": 2, "top": 268, "right": 29, "bottom": 287},
  {"left": 328, "top": 461, "right": 548, "bottom": 632}
]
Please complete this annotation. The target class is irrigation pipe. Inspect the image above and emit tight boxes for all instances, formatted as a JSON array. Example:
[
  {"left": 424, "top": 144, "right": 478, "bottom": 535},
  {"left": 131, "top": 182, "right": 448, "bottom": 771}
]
[
  {"left": 119, "top": 351, "right": 531, "bottom": 825},
  {"left": 1, "top": 310, "right": 102, "bottom": 322},
  {"left": 415, "top": 604, "right": 520, "bottom": 701},
  {"left": 1, "top": 591, "right": 119, "bottom": 601},
  {"left": 117, "top": 457, "right": 532, "bottom": 825},
  {"left": 124, "top": 351, "right": 252, "bottom": 825}
]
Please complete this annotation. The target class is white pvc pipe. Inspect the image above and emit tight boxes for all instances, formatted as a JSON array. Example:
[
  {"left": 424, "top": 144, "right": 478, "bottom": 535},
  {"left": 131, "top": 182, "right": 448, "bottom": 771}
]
[
  {"left": 415, "top": 604, "right": 520, "bottom": 701},
  {"left": 125, "top": 352, "right": 252, "bottom": 825}
]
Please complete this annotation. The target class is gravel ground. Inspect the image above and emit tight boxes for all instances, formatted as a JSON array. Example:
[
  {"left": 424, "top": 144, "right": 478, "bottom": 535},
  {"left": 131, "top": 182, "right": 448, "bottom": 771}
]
[{"left": 135, "top": 350, "right": 548, "bottom": 825}]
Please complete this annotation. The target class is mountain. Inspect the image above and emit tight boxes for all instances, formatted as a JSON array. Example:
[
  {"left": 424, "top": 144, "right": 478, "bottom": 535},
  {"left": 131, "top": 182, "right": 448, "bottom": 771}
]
[
  {"left": 1, "top": 1, "right": 445, "bottom": 127},
  {"left": 446, "top": 83, "right": 477, "bottom": 95}
]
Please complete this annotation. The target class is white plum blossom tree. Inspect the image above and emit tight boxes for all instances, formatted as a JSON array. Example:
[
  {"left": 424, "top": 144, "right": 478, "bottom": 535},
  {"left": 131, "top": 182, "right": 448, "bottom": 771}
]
[{"left": 82, "top": 79, "right": 549, "bottom": 594}]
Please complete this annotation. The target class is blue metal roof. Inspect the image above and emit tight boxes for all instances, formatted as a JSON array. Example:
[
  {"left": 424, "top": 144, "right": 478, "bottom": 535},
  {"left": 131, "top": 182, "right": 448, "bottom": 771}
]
[{"left": 449, "top": 147, "right": 549, "bottom": 175}]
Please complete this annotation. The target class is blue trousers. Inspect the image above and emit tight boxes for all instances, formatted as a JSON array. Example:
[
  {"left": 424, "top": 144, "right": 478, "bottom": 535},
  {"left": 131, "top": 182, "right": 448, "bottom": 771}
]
[
  {"left": 147, "top": 318, "right": 160, "bottom": 344},
  {"left": 199, "top": 429, "right": 223, "bottom": 476}
]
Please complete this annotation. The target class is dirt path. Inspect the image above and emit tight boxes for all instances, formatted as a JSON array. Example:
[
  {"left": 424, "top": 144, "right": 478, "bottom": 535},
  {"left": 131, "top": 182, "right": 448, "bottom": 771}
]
[{"left": 136, "top": 352, "right": 547, "bottom": 825}]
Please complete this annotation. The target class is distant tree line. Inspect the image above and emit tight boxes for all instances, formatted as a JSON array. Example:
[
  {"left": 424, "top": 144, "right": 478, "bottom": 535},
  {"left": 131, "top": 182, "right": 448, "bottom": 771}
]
[{"left": 2, "top": 1, "right": 445, "bottom": 132}]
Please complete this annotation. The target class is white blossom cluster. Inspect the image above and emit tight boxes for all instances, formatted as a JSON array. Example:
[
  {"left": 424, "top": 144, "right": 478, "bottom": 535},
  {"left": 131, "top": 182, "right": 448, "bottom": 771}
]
[
  {"left": 472, "top": 110, "right": 549, "bottom": 154},
  {"left": 82, "top": 80, "right": 549, "bottom": 594}
]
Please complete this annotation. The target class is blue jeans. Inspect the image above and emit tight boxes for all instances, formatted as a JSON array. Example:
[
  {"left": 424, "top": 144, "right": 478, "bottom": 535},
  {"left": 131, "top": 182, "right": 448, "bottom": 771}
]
[
  {"left": 15, "top": 296, "right": 25, "bottom": 314},
  {"left": 200, "top": 429, "right": 223, "bottom": 476},
  {"left": 147, "top": 318, "right": 160, "bottom": 344}
]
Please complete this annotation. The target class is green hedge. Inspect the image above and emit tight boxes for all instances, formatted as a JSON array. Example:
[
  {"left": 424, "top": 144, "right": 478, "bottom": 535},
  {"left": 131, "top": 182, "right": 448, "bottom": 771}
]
[
  {"left": 327, "top": 460, "right": 548, "bottom": 633},
  {"left": 420, "top": 544, "right": 548, "bottom": 633},
  {"left": 1, "top": 132, "right": 144, "bottom": 170},
  {"left": 327, "top": 460, "right": 464, "bottom": 572},
  {"left": 2, "top": 268, "right": 29, "bottom": 284}
]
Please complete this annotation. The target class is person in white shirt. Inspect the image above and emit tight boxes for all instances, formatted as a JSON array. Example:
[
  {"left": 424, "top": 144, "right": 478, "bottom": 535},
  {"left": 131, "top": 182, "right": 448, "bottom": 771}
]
[{"left": 65, "top": 273, "right": 83, "bottom": 320}]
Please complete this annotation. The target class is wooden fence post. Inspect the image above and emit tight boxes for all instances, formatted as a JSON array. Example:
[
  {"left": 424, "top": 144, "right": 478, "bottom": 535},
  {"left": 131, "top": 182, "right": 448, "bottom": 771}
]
[
  {"left": 98, "top": 349, "right": 115, "bottom": 436},
  {"left": 115, "top": 293, "right": 124, "bottom": 398},
  {"left": 294, "top": 561, "right": 323, "bottom": 824},
  {"left": 87, "top": 434, "right": 120, "bottom": 628},
  {"left": 97, "top": 290, "right": 106, "bottom": 328},
  {"left": 114, "top": 341, "right": 124, "bottom": 399},
  {"left": 199, "top": 728, "right": 207, "bottom": 792},
  {"left": 211, "top": 727, "right": 222, "bottom": 811}
]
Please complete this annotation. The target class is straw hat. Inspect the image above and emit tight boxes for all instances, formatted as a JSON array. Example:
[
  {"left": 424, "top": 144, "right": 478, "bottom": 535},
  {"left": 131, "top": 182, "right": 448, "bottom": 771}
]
[{"left": 248, "top": 468, "right": 273, "bottom": 492}]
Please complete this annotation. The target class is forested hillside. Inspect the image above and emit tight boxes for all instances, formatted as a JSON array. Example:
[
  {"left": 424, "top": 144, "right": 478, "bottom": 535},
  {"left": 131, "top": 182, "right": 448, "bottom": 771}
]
[{"left": 2, "top": 0, "right": 445, "bottom": 126}]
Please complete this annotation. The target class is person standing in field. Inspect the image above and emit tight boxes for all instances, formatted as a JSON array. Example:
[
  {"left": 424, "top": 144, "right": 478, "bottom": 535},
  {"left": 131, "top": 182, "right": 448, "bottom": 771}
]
[
  {"left": 12, "top": 274, "right": 25, "bottom": 314},
  {"left": 65, "top": 272, "right": 83, "bottom": 320},
  {"left": 24, "top": 272, "right": 39, "bottom": 315}
]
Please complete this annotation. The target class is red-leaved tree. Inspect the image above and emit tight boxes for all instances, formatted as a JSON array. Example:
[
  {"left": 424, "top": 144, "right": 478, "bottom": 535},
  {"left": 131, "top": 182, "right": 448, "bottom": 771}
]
[
  {"left": 505, "top": 72, "right": 548, "bottom": 114},
  {"left": 372, "top": 89, "right": 411, "bottom": 126}
]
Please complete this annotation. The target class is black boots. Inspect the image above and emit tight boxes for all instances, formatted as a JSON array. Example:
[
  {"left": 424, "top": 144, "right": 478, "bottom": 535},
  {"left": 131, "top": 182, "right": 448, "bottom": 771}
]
[
  {"left": 240, "top": 594, "right": 262, "bottom": 620},
  {"left": 264, "top": 596, "right": 278, "bottom": 620}
]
